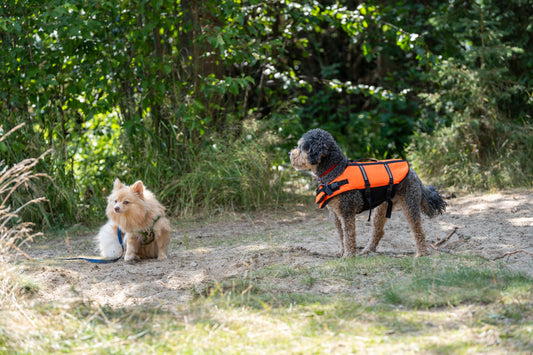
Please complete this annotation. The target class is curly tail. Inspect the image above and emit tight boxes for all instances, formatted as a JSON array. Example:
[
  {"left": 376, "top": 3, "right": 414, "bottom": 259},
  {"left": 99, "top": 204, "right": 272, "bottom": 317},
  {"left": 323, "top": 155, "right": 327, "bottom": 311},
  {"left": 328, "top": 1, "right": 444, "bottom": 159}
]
[{"left": 421, "top": 185, "right": 447, "bottom": 218}]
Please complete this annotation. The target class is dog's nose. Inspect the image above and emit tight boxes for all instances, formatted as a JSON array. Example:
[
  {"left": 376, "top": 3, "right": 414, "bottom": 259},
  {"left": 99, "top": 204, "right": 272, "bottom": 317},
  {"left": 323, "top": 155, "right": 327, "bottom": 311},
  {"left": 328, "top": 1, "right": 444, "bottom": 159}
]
[{"left": 114, "top": 206, "right": 120, "bottom": 213}]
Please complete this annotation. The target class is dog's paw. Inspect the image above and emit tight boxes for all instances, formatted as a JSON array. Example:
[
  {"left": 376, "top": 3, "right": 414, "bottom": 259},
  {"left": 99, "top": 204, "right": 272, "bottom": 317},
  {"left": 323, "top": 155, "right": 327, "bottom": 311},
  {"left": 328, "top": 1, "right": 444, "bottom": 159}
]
[
  {"left": 415, "top": 248, "right": 431, "bottom": 257},
  {"left": 342, "top": 251, "right": 357, "bottom": 258},
  {"left": 124, "top": 253, "right": 139, "bottom": 263},
  {"left": 360, "top": 246, "right": 376, "bottom": 255},
  {"left": 157, "top": 253, "right": 168, "bottom": 261}
]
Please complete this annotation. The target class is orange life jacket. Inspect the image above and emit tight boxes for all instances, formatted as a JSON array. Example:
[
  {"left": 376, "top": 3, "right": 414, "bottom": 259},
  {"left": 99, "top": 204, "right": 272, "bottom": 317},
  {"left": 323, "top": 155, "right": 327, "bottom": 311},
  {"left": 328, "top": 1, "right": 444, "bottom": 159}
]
[{"left": 316, "top": 159, "right": 410, "bottom": 219}]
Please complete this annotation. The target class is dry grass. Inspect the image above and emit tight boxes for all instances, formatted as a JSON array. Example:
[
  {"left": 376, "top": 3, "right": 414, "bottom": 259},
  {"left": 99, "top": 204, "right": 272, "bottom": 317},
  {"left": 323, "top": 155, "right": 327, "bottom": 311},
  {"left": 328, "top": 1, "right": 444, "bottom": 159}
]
[
  {"left": 0, "top": 123, "right": 49, "bottom": 349},
  {"left": 1, "top": 124, "right": 532, "bottom": 353},
  {"left": 0, "top": 123, "right": 49, "bottom": 261}
]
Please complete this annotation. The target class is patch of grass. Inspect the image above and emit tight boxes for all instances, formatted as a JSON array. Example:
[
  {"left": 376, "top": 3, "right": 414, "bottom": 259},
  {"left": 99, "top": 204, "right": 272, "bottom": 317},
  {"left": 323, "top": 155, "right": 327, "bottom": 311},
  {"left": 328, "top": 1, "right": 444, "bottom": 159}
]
[
  {"left": 17, "top": 279, "right": 41, "bottom": 296},
  {"left": 382, "top": 259, "right": 533, "bottom": 309},
  {"left": 320, "top": 254, "right": 421, "bottom": 278},
  {"left": 421, "top": 341, "right": 478, "bottom": 354},
  {"left": 4, "top": 217, "right": 533, "bottom": 355},
  {"left": 3, "top": 256, "right": 533, "bottom": 354},
  {"left": 197, "top": 276, "right": 330, "bottom": 310}
]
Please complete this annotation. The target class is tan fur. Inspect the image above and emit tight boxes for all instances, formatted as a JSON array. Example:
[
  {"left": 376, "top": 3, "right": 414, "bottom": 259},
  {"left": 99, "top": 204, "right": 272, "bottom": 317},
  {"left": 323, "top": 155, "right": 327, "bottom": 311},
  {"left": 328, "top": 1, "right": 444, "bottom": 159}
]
[
  {"left": 106, "top": 179, "right": 171, "bottom": 262},
  {"left": 290, "top": 145, "right": 316, "bottom": 173}
]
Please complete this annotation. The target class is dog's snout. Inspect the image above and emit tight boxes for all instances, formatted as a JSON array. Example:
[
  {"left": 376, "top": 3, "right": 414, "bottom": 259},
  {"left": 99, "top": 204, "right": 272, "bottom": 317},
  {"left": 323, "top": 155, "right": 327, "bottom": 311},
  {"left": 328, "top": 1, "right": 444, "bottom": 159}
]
[
  {"left": 289, "top": 148, "right": 298, "bottom": 157},
  {"left": 114, "top": 206, "right": 120, "bottom": 213}
]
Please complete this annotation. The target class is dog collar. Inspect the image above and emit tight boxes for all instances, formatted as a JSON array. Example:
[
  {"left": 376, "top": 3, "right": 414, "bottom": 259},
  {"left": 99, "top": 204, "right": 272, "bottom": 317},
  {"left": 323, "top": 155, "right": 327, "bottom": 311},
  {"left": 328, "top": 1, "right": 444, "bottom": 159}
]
[{"left": 319, "top": 162, "right": 338, "bottom": 177}]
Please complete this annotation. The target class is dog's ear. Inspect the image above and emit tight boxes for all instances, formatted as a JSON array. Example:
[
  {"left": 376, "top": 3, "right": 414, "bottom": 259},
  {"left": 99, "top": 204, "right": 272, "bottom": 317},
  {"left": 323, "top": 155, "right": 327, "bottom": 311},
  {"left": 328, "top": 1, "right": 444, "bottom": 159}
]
[
  {"left": 305, "top": 141, "right": 328, "bottom": 165},
  {"left": 113, "top": 179, "right": 125, "bottom": 190},
  {"left": 130, "top": 181, "right": 145, "bottom": 199}
]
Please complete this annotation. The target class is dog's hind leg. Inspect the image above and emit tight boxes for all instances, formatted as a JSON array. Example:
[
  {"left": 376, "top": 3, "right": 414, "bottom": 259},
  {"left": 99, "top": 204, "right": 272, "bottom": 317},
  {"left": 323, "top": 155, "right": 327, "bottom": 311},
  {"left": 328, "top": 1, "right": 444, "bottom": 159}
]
[{"left": 361, "top": 203, "right": 388, "bottom": 255}]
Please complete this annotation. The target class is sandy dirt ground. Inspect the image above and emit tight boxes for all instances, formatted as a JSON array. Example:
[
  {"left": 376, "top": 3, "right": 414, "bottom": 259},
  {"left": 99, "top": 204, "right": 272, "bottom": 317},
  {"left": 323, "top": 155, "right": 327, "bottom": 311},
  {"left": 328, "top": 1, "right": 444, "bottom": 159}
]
[{"left": 18, "top": 190, "right": 533, "bottom": 309}]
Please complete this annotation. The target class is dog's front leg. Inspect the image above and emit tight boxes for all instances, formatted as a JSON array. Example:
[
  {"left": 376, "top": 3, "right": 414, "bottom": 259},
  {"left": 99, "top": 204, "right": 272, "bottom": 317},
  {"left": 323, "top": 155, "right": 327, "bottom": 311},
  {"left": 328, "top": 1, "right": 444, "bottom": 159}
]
[
  {"left": 341, "top": 214, "right": 357, "bottom": 257},
  {"left": 361, "top": 203, "right": 388, "bottom": 255},
  {"left": 124, "top": 233, "right": 140, "bottom": 262},
  {"left": 328, "top": 200, "right": 357, "bottom": 257},
  {"left": 155, "top": 230, "right": 169, "bottom": 261},
  {"left": 331, "top": 211, "right": 345, "bottom": 257}
]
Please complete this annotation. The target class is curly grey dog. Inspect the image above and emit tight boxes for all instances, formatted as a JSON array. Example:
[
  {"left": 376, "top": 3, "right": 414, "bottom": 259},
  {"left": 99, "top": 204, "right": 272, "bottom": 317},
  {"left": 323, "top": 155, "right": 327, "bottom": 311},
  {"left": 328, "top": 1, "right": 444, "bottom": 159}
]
[{"left": 290, "top": 128, "right": 446, "bottom": 257}]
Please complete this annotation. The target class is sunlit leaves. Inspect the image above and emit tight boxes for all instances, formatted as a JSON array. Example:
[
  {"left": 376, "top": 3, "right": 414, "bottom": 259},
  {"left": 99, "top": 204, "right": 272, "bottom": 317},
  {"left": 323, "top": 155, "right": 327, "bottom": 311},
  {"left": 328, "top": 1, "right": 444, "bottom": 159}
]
[{"left": 2, "top": 0, "right": 531, "bottom": 226}]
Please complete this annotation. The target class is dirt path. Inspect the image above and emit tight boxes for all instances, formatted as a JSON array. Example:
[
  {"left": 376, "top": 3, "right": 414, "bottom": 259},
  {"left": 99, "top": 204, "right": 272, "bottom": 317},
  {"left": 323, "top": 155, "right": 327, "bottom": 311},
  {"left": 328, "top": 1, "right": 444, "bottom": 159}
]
[{"left": 19, "top": 190, "right": 533, "bottom": 309}]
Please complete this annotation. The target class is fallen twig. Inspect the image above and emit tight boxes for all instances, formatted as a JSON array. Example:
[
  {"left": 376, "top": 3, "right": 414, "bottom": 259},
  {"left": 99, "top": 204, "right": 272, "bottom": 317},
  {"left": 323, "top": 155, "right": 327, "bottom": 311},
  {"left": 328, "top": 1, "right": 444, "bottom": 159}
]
[
  {"left": 492, "top": 249, "right": 533, "bottom": 261},
  {"left": 443, "top": 239, "right": 466, "bottom": 249},
  {"left": 432, "top": 227, "right": 458, "bottom": 247}
]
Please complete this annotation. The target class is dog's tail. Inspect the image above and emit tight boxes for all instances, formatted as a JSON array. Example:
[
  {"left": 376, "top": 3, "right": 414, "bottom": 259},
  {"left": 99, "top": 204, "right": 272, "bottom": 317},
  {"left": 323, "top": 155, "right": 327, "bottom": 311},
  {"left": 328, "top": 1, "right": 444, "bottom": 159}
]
[{"left": 420, "top": 185, "right": 447, "bottom": 218}]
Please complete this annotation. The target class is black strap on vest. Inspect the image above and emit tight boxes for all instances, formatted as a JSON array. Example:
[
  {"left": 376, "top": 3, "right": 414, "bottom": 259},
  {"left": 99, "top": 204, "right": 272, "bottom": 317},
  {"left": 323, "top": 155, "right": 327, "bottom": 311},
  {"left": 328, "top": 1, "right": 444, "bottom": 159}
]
[
  {"left": 383, "top": 163, "right": 394, "bottom": 218},
  {"left": 317, "top": 161, "right": 404, "bottom": 220},
  {"left": 316, "top": 179, "right": 349, "bottom": 204},
  {"left": 358, "top": 162, "right": 396, "bottom": 221},
  {"left": 357, "top": 165, "right": 372, "bottom": 221}
]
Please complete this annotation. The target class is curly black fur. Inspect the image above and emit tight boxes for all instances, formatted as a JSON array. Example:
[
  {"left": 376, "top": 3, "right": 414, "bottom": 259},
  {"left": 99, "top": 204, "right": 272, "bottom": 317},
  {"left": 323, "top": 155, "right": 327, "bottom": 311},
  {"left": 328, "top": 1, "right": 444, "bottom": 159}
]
[{"left": 290, "top": 128, "right": 446, "bottom": 257}]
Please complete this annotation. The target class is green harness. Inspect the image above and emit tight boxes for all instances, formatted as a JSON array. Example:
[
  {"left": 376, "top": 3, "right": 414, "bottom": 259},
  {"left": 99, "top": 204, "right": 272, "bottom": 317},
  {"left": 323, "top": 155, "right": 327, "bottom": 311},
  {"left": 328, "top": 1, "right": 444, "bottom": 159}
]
[{"left": 140, "top": 215, "right": 161, "bottom": 245}]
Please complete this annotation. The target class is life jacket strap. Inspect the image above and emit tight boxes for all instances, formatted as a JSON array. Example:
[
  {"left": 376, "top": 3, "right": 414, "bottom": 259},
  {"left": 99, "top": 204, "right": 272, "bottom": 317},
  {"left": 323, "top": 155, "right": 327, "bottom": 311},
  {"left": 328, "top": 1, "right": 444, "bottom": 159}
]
[
  {"left": 357, "top": 165, "right": 372, "bottom": 221},
  {"left": 383, "top": 163, "right": 395, "bottom": 218},
  {"left": 316, "top": 179, "right": 349, "bottom": 205},
  {"left": 317, "top": 179, "right": 348, "bottom": 196}
]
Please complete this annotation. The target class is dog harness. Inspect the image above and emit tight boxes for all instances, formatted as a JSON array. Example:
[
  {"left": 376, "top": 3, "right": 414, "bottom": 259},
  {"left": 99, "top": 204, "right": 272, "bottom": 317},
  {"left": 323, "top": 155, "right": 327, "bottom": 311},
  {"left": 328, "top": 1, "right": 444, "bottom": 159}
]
[
  {"left": 139, "top": 215, "right": 161, "bottom": 245},
  {"left": 316, "top": 159, "right": 410, "bottom": 220}
]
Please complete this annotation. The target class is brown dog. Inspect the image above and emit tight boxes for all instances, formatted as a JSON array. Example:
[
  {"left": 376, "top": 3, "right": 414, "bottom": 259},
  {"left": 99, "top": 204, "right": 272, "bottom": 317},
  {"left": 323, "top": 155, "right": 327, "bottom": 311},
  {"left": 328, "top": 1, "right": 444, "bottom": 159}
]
[
  {"left": 100, "top": 179, "right": 171, "bottom": 262},
  {"left": 290, "top": 129, "right": 446, "bottom": 257}
]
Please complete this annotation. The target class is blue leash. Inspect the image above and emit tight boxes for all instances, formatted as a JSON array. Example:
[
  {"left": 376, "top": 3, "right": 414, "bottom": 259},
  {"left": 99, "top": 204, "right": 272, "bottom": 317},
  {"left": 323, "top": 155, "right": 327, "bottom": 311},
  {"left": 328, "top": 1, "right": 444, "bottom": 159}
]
[{"left": 61, "top": 227, "right": 124, "bottom": 263}]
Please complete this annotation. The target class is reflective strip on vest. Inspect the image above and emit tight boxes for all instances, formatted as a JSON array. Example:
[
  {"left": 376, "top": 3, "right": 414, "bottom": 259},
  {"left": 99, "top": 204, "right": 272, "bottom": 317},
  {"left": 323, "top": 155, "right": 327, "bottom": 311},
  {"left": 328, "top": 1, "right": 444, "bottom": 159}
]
[{"left": 316, "top": 159, "right": 410, "bottom": 209}]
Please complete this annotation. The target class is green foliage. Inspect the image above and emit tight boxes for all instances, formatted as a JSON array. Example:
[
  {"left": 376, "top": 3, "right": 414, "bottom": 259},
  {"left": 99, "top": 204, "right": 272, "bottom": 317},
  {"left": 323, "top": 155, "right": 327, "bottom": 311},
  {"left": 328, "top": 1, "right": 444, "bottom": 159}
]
[
  {"left": 408, "top": 0, "right": 533, "bottom": 189},
  {"left": 1, "top": 0, "right": 532, "bottom": 226},
  {"left": 0, "top": 124, "right": 50, "bottom": 231},
  {"left": 160, "top": 121, "right": 291, "bottom": 217}
]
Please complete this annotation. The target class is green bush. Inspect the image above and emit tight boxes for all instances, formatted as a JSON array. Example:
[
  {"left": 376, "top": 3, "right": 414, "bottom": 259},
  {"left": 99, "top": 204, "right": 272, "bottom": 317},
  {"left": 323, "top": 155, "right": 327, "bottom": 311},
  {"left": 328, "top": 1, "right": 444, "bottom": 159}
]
[
  {"left": 408, "top": 0, "right": 533, "bottom": 189},
  {"left": 160, "top": 121, "right": 291, "bottom": 217},
  {"left": 1, "top": 0, "right": 531, "bottom": 228}
]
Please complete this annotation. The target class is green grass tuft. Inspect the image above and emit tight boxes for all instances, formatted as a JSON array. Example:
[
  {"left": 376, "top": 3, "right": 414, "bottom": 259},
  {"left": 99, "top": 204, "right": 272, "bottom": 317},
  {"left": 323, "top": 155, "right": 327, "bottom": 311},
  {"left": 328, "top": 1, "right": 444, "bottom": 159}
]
[{"left": 382, "top": 261, "right": 533, "bottom": 309}]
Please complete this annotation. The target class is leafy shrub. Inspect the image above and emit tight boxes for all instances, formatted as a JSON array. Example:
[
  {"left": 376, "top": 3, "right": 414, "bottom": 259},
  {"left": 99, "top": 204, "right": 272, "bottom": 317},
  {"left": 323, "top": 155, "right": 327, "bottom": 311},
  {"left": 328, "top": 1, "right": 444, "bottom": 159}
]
[
  {"left": 160, "top": 121, "right": 291, "bottom": 217},
  {"left": 408, "top": 0, "right": 533, "bottom": 189},
  {"left": 1, "top": 0, "right": 532, "bottom": 229}
]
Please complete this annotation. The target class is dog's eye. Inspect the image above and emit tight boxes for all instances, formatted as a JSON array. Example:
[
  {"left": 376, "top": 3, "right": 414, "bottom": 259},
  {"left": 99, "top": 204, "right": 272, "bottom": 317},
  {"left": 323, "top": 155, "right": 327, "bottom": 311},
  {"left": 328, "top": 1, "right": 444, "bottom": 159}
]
[{"left": 123, "top": 201, "right": 129, "bottom": 205}]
